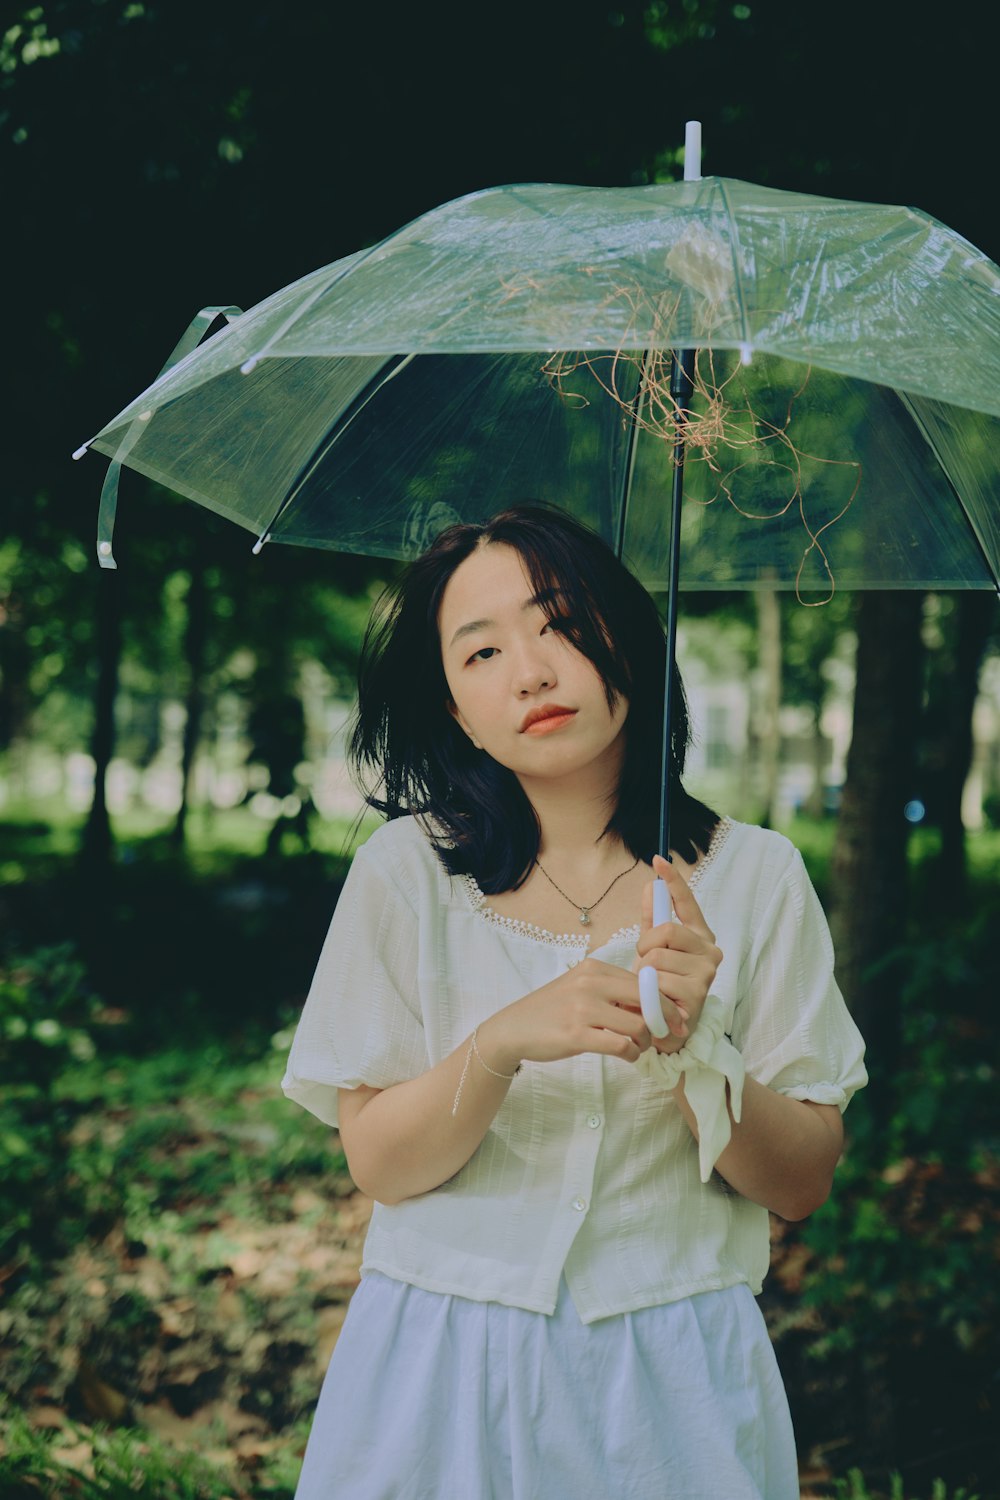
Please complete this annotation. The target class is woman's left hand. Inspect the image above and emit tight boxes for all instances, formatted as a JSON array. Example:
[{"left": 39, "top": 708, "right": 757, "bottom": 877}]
[{"left": 628, "top": 855, "right": 724, "bottom": 1055}]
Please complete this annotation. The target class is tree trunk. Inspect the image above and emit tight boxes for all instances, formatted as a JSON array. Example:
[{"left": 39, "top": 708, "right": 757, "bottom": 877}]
[
  {"left": 804, "top": 707, "right": 827, "bottom": 819},
  {"left": 930, "top": 593, "right": 995, "bottom": 908},
  {"left": 828, "top": 592, "right": 925, "bottom": 1080},
  {"left": 171, "top": 564, "right": 209, "bottom": 849},
  {"left": 80, "top": 570, "right": 122, "bottom": 869},
  {"left": 755, "top": 585, "right": 782, "bottom": 828},
  {"left": 0, "top": 599, "right": 32, "bottom": 756}
]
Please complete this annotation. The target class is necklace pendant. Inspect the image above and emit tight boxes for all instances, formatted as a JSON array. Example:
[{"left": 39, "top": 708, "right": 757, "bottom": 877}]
[{"left": 579, "top": 911, "right": 591, "bottom": 925}]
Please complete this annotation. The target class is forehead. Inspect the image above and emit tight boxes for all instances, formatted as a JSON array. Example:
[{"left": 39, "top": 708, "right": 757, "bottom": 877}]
[{"left": 438, "top": 543, "right": 536, "bottom": 633}]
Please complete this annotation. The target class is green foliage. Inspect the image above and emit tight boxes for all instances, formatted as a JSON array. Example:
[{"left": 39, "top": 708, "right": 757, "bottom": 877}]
[
  {"left": 0, "top": 1403, "right": 274, "bottom": 1500},
  {"left": 802, "top": 898, "right": 1000, "bottom": 1358},
  {"left": 0, "top": 945, "right": 101, "bottom": 1260},
  {"left": 2, "top": 3, "right": 996, "bottom": 1494},
  {"left": 781, "top": 589, "right": 854, "bottom": 717},
  {"left": 0, "top": 926, "right": 344, "bottom": 1270},
  {"left": 2, "top": 822, "right": 997, "bottom": 1495},
  {"left": 788, "top": 894, "right": 1000, "bottom": 1498},
  {"left": 829, "top": 1470, "right": 979, "bottom": 1500},
  {"left": 0, "top": 821, "right": 360, "bottom": 1054},
  {"left": 983, "top": 793, "right": 1000, "bottom": 832},
  {"left": 56, "top": 1040, "right": 343, "bottom": 1247},
  {"left": 1, "top": 943, "right": 98, "bottom": 1085},
  {"left": 0, "top": 997, "right": 349, "bottom": 1495}
]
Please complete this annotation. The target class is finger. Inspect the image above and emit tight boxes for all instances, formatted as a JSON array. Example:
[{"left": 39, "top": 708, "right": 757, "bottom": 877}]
[
  {"left": 604, "top": 1004, "right": 652, "bottom": 1047},
  {"left": 586, "top": 1023, "right": 650, "bottom": 1062},
  {"left": 635, "top": 924, "right": 719, "bottom": 960},
  {"left": 653, "top": 855, "right": 716, "bottom": 941},
  {"left": 632, "top": 951, "right": 711, "bottom": 1019},
  {"left": 641, "top": 950, "right": 713, "bottom": 1000},
  {"left": 586, "top": 956, "right": 667, "bottom": 993},
  {"left": 633, "top": 964, "right": 706, "bottom": 1012},
  {"left": 578, "top": 963, "right": 659, "bottom": 1026},
  {"left": 584, "top": 964, "right": 689, "bottom": 1033},
  {"left": 652, "top": 971, "right": 707, "bottom": 1014},
  {"left": 626, "top": 984, "right": 689, "bottom": 1044},
  {"left": 622, "top": 992, "right": 688, "bottom": 1038},
  {"left": 635, "top": 961, "right": 689, "bottom": 1038}
]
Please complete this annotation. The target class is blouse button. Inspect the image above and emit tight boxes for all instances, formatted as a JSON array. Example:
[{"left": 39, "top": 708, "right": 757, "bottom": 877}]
[
  {"left": 586, "top": 1114, "right": 602, "bottom": 1129},
  {"left": 571, "top": 1196, "right": 587, "bottom": 1212}
]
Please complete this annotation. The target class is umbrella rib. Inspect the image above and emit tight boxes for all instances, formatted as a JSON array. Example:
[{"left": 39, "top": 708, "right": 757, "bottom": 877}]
[
  {"left": 238, "top": 186, "right": 543, "bottom": 372},
  {"left": 251, "top": 353, "right": 416, "bottom": 552},
  {"left": 715, "top": 178, "right": 754, "bottom": 359},
  {"left": 896, "top": 391, "right": 1000, "bottom": 595},
  {"left": 615, "top": 350, "right": 651, "bottom": 559},
  {"left": 239, "top": 242, "right": 396, "bottom": 373}
]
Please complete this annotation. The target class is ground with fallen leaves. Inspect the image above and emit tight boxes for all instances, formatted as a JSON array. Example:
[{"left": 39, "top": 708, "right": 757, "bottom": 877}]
[
  {"left": 2, "top": 1046, "right": 996, "bottom": 1499},
  {"left": 0, "top": 1044, "right": 374, "bottom": 1496}
]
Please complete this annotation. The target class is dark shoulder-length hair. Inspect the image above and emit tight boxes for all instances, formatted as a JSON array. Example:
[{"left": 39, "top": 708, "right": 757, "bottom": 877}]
[{"left": 349, "top": 503, "right": 718, "bottom": 893}]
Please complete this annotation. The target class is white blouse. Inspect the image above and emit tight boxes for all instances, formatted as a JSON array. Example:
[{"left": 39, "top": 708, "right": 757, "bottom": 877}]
[{"left": 282, "top": 815, "right": 867, "bottom": 1325}]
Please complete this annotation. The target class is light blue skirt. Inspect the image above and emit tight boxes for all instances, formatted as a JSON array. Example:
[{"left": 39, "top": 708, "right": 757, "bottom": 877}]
[{"left": 294, "top": 1270, "right": 799, "bottom": 1500}]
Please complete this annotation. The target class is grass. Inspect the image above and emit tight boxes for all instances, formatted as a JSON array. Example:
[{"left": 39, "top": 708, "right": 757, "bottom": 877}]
[
  {"left": 0, "top": 1405, "right": 258, "bottom": 1499},
  {"left": 823, "top": 1474, "right": 981, "bottom": 1500},
  {"left": 2, "top": 1036, "right": 994, "bottom": 1499},
  {"left": 3, "top": 790, "right": 998, "bottom": 889},
  {"left": 0, "top": 1032, "right": 360, "bottom": 1499},
  {"left": 0, "top": 797, "right": 383, "bottom": 884},
  {"left": 2, "top": 801, "right": 998, "bottom": 1499}
]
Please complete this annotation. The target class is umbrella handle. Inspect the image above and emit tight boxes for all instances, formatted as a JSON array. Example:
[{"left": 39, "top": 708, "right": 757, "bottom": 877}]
[
  {"left": 652, "top": 875, "right": 671, "bottom": 928},
  {"left": 638, "top": 877, "right": 674, "bottom": 1038}
]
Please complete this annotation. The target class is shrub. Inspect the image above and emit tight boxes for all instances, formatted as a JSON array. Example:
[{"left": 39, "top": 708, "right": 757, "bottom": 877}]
[
  {"left": 0, "top": 944, "right": 101, "bottom": 1262},
  {"left": 0, "top": 1403, "right": 265, "bottom": 1499}
]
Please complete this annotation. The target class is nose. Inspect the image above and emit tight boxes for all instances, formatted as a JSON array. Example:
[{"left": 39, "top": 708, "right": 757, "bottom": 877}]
[{"left": 512, "top": 640, "right": 556, "bottom": 697}]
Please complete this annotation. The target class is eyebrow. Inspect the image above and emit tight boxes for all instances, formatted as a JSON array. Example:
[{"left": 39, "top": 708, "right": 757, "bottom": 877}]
[{"left": 447, "top": 588, "right": 567, "bottom": 649}]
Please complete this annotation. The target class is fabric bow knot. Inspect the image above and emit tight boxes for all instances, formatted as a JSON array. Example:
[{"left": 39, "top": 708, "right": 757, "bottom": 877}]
[{"left": 634, "top": 993, "right": 745, "bottom": 1183}]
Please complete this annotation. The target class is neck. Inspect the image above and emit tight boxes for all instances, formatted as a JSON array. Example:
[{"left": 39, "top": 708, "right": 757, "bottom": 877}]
[{"left": 516, "top": 748, "right": 629, "bottom": 875}]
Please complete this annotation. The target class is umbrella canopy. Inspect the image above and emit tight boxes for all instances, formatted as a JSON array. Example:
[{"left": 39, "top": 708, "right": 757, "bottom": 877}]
[{"left": 81, "top": 177, "right": 1000, "bottom": 598}]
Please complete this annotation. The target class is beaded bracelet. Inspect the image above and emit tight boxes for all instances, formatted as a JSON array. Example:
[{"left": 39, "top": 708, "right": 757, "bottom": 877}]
[{"left": 451, "top": 1026, "right": 522, "bottom": 1117}]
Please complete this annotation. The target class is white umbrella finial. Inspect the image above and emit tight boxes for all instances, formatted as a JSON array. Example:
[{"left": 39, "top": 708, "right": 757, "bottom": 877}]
[{"left": 684, "top": 120, "right": 702, "bottom": 182}]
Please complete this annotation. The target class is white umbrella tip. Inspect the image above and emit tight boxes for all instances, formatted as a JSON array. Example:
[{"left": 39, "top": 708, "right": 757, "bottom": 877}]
[
  {"left": 739, "top": 342, "right": 753, "bottom": 366},
  {"left": 241, "top": 355, "right": 260, "bottom": 375},
  {"left": 72, "top": 443, "right": 89, "bottom": 460},
  {"left": 684, "top": 121, "right": 702, "bottom": 182}
]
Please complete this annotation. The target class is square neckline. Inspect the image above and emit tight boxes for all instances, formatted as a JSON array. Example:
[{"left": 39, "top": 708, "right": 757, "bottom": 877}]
[{"left": 457, "top": 817, "right": 735, "bottom": 953}]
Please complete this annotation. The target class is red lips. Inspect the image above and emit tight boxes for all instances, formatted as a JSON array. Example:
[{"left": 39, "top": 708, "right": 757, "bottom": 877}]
[{"left": 520, "top": 703, "right": 577, "bottom": 733}]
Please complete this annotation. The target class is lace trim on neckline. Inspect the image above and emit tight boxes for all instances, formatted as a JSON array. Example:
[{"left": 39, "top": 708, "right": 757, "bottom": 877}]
[{"left": 460, "top": 817, "right": 734, "bottom": 951}]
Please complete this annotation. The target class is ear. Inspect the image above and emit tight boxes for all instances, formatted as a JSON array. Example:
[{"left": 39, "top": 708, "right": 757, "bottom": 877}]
[{"left": 447, "top": 699, "right": 482, "bottom": 750}]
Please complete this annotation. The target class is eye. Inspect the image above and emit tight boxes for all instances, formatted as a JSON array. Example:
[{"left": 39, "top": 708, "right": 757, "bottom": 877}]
[
  {"left": 542, "top": 615, "right": 574, "bottom": 634},
  {"left": 466, "top": 645, "right": 498, "bottom": 664}
]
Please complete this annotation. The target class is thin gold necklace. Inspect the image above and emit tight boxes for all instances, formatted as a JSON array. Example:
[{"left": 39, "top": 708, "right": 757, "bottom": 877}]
[{"left": 533, "top": 855, "right": 640, "bottom": 926}]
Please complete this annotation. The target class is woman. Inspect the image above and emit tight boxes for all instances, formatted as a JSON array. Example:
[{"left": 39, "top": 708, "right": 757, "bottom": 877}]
[{"left": 283, "top": 503, "right": 867, "bottom": 1499}]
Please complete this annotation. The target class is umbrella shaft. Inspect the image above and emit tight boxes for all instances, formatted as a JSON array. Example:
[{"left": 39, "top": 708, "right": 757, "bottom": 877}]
[{"left": 659, "top": 349, "right": 696, "bottom": 860}]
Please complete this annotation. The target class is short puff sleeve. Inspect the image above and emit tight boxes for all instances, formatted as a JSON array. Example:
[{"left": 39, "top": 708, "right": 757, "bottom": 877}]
[
  {"left": 731, "top": 847, "right": 867, "bottom": 1111},
  {"left": 281, "top": 843, "right": 429, "bottom": 1129}
]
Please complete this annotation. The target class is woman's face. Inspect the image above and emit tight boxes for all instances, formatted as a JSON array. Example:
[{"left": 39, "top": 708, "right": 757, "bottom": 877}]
[{"left": 438, "top": 542, "right": 629, "bottom": 785}]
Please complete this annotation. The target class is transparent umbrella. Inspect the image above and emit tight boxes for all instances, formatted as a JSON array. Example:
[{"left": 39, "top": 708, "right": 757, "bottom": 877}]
[
  {"left": 76, "top": 135, "right": 1000, "bottom": 1016},
  {"left": 78, "top": 165, "right": 1000, "bottom": 595}
]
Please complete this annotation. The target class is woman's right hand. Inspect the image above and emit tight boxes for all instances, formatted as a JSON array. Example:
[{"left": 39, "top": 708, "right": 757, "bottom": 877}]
[{"left": 478, "top": 958, "right": 653, "bottom": 1072}]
